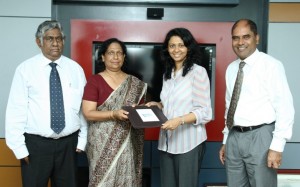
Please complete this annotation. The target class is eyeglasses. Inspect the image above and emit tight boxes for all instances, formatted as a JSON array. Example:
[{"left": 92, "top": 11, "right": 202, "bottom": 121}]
[
  {"left": 43, "top": 36, "right": 64, "bottom": 44},
  {"left": 105, "top": 51, "right": 124, "bottom": 57}
]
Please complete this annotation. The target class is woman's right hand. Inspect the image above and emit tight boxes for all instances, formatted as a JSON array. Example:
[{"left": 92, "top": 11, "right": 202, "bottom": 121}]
[
  {"left": 112, "top": 109, "right": 129, "bottom": 121},
  {"left": 145, "top": 101, "right": 163, "bottom": 110}
]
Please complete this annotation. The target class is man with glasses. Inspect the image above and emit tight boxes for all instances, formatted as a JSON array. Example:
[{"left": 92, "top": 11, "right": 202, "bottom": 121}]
[{"left": 5, "top": 20, "right": 87, "bottom": 187}]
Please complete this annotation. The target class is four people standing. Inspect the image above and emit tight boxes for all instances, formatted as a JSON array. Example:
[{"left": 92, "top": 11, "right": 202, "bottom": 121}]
[
  {"left": 5, "top": 20, "right": 87, "bottom": 187},
  {"left": 5, "top": 19, "right": 295, "bottom": 187},
  {"left": 219, "top": 19, "right": 294, "bottom": 187}
]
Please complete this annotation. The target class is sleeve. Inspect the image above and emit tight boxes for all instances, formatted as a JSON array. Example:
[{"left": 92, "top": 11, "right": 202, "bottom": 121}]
[
  {"left": 191, "top": 66, "right": 213, "bottom": 125},
  {"left": 83, "top": 75, "right": 100, "bottom": 102},
  {"left": 268, "top": 61, "right": 294, "bottom": 152},
  {"left": 77, "top": 109, "right": 88, "bottom": 151},
  {"left": 222, "top": 67, "right": 231, "bottom": 144},
  {"left": 5, "top": 66, "right": 29, "bottom": 159},
  {"left": 77, "top": 68, "right": 88, "bottom": 151}
]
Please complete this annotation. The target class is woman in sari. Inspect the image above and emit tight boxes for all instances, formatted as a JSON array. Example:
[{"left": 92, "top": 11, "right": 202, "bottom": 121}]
[{"left": 82, "top": 38, "right": 147, "bottom": 187}]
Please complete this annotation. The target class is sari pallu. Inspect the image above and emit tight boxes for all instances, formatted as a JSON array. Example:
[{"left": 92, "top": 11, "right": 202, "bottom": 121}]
[{"left": 86, "top": 75, "right": 147, "bottom": 187}]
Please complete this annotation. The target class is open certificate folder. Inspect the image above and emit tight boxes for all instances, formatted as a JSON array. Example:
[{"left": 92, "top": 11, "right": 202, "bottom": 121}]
[{"left": 122, "top": 105, "right": 168, "bottom": 128}]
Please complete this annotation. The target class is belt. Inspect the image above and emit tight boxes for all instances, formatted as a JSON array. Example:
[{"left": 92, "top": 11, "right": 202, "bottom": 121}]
[
  {"left": 25, "top": 130, "right": 79, "bottom": 140},
  {"left": 233, "top": 122, "right": 275, "bottom": 133}
]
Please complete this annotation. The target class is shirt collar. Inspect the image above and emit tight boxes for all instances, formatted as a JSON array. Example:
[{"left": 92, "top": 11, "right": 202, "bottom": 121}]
[
  {"left": 40, "top": 53, "right": 63, "bottom": 68},
  {"left": 172, "top": 67, "right": 183, "bottom": 79},
  {"left": 239, "top": 49, "right": 259, "bottom": 66}
]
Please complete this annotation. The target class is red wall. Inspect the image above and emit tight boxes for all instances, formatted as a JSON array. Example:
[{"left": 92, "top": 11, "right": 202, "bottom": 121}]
[{"left": 71, "top": 20, "right": 236, "bottom": 141}]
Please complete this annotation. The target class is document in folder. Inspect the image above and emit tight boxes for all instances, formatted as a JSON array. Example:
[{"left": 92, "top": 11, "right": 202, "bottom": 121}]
[{"left": 122, "top": 105, "right": 168, "bottom": 128}]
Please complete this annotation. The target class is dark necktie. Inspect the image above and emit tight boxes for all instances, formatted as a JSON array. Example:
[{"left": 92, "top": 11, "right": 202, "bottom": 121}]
[
  {"left": 49, "top": 62, "right": 65, "bottom": 134},
  {"left": 226, "top": 61, "right": 246, "bottom": 129}
]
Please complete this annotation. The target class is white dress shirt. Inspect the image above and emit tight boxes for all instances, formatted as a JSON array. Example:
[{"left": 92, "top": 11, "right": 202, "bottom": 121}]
[
  {"left": 223, "top": 49, "right": 294, "bottom": 152},
  {"left": 158, "top": 64, "right": 212, "bottom": 154},
  {"left": 6, "top": 53, "right": 88, "bottom": 159}
]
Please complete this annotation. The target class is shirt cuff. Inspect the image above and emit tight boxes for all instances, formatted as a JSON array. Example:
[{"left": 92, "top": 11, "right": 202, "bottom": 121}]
[
  {"left": 77, "top": 135, "right": 87, "bottom": 151},
  {"left": 13, "top": 145, "right": 29, "bottom": 159},
  {"left": 222, "top": 126, "right": 229, "bottom": 144},
  {"left": 222, "top": 134, "right": 228, "bottom": 144},
  {"left": 191, "top": 111, "right": 200, "bottom": 125},
  {"left": 269, "top": 136, "right": 286, "bottom": 152}
]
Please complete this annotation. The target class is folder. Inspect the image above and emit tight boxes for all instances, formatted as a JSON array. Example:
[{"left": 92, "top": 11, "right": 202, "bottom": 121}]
[{"left": 122, "top": 105, "right": 168, "bottom": 129}]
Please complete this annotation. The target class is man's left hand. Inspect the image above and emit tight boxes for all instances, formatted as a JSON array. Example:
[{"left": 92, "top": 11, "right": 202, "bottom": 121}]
[
  {"left": 267, "top": 149, "right": 282, "bottom": 169},
  {"left": 76, "top": 148, "right": 83, "bottom": 153}
]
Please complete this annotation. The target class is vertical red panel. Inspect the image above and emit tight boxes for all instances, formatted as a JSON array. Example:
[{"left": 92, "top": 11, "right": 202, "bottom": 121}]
[{"left": 71, "top": 20, "right": 236, "bottom": 141}]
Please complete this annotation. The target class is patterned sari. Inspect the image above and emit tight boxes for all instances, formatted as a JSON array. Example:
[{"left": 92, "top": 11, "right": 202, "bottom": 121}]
[{"left": 86, "top": 75, "right": 147, "bottom": 187}]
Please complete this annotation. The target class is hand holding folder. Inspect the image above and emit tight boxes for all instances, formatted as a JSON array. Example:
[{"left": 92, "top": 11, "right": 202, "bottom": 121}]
[{"left": 122, "top": 105, "right": 168, "bottom": 128}]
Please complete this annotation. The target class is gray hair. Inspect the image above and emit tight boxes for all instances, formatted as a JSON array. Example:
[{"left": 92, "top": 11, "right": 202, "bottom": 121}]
[{"left": 35, "top": 20, "right": 65, "bottom": 45}]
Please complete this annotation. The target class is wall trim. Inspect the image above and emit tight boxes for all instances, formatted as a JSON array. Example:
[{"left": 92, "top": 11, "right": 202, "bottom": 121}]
[{"left": 269, "top": 3, "right": 300, "bottom": 22}]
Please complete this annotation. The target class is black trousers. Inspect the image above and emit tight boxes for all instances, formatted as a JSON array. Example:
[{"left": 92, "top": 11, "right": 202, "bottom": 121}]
[
  {"left": 159, "top": 142, "right": 206, "bottom": 187},
  {"left": 21, "top": 132, "right": 78, "bottom": 187}
]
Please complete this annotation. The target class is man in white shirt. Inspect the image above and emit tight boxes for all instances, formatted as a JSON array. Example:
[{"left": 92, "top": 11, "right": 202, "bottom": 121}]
[
  {"left": 5, "top": 20, "right": 87, "bottom": 187},
  {"left": 219, "top": 19, "right": 294, "bottom": 187}
]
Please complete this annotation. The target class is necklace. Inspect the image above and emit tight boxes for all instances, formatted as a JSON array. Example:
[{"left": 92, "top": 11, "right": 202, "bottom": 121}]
[
  {"left": 104, "top": 70, "right": 125, "bottom": 78},
  {"left": 104, "top": 70, "right": 126, "bottom": 85},
  {"left": 173, "top": 66, "right": 183, "bottom": 77}
]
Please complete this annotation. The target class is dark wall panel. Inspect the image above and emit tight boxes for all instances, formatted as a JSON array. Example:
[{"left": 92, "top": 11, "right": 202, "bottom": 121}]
[
  {"left": 70, "top": 20, "right": 235, "bottom": 141},
  {"left": 53, "top": 0, "right": 269, "bottom": 57}
]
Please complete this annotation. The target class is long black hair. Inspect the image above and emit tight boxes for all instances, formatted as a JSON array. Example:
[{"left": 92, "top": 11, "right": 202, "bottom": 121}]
[
  {"left": 95, "top": 38, "right": 128, "bottom": 73},
  {"left": 161, "top": 28, "right": 202, "bottom": 80}
]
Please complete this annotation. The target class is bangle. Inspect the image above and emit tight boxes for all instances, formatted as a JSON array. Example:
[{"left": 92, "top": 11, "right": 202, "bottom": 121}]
[
  {"left": 159, "top": 102, "right": 163, "bottom": 109},
  {"left": 110, "top": 111, "right": 115, "bottom": 120},
  {"left": 180, "top": 116, "right": 185, "bottom": 125}
]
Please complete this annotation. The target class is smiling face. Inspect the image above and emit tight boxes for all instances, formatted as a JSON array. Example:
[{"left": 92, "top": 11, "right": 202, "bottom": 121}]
[
  {"left": 168, "top": 36, "right": 188, "bottom": 66},
  {"left": 101, "top": 42, "right": 125, "bottom": 72},
  {"left": 232, "top": 20, "right": 259, "bottom": 60},
  {"left": 36, "top": 28, "right": 64, "bottom": 61}
]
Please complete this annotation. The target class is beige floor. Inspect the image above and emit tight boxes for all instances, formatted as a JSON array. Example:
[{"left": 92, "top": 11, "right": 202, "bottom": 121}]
[{"left": 278, "top": 174, "right": 300, "bottom": 187}]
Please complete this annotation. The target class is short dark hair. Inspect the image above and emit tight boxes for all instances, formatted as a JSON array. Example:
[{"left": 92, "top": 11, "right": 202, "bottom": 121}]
[
  {"left": 95, "top": 38, "right": 128, "bottom": 73},
  {"left": 231, "top": 19, "right": 258, "bottom": 36},
  {"left": 161, "top": 28, "right": 202, "bottom": 80}
]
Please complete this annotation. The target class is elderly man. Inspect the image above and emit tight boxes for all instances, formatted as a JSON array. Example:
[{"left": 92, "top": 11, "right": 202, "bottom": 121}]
[{"left": 6, "top": 20, "right": 87, "bottom": 187}]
